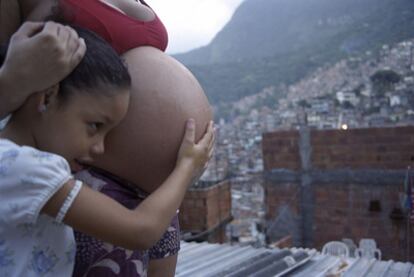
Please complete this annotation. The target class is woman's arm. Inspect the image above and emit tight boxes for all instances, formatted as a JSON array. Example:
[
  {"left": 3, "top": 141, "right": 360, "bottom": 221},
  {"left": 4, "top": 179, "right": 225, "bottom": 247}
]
[
  {"left": 148, "top": 255, "right": 178, "bottom": 277},
  {"left": 42, "top": 120, "right": 215, "bottom": 250}
]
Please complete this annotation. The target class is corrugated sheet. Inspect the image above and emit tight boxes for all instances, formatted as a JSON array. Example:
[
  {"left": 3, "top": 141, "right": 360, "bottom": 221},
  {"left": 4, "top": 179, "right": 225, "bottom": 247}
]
[{"left": 176, "top": 242, "right": 414, "bottom": 277}]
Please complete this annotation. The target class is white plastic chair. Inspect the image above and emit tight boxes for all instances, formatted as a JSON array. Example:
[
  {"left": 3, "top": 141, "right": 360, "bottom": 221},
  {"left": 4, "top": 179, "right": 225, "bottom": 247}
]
[
  {"left": 355, "top": 239, "right": 382, "bottom": 260},
  {"left": 322, "top": 241, "right": 350, "bottom": 258}
]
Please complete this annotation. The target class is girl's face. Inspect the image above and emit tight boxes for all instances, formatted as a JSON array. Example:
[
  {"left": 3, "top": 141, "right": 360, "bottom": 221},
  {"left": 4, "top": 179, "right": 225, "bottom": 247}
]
[{"left": 34, "top": 85, "right": 130, "bottom": 168}]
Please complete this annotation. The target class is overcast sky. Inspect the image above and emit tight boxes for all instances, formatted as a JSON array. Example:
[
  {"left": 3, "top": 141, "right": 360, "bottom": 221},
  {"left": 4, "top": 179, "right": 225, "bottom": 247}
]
[{"left": 149, "top": 0, "right": 245, "bottom": 54}]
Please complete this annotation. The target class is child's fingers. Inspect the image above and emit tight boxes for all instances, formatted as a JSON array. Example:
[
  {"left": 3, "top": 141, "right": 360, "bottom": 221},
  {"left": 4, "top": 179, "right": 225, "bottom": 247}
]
[
  {"left": 198, "top": 121, "right": 214, "bottom": 146},
  {"left": 208, "top": 128, "right": 216, "bottom": 150},
  {"left": 184, "top": 118, "right": 196, "bottom": 143},
  {"left": 208, "top": 144, "right": 215, "bottom": 158},
  {"left": 207, "top": 124, "right": 216, "bottom": 153},
  {"left": 206, "top": 132, "right": 215, "bottom": 160},
  {"left": 203, "top": 164, "right": 208, "bottom": 174}
]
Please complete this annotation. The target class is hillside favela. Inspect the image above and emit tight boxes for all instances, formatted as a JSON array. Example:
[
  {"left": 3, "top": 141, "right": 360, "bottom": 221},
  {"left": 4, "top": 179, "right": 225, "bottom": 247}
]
[{"left": 174, "top": 0, "right": 414, "bottom": 276}]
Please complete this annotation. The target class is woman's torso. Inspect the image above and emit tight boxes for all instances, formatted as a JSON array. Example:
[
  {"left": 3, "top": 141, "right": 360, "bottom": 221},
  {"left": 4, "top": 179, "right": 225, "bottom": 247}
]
[
  {"left": 90, "top": 46, "right": 213, "bottom": 192},
  {"left": 73, "top": 168, "right": 180, "bottom": 276},
  {"left": 19, "top": 0, "right": 168, "bottom": 53},
  {"left": 59, "top": 0, "right": 168, "bottom": 53}
]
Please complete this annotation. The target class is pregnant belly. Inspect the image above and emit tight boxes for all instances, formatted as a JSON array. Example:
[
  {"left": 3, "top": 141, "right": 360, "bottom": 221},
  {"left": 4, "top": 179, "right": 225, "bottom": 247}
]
[{"left": 91, "top": 46, "right": 213, "bottom": 192}]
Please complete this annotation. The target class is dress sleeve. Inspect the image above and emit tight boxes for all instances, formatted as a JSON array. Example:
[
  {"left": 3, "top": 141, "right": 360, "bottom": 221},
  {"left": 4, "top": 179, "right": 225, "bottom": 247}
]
[{"left": 0, "top": 142, "right": 73, "bottom": 226}]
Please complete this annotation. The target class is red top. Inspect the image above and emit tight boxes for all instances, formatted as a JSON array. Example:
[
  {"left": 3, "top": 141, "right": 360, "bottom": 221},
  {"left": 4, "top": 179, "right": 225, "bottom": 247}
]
[{"left": 60, "top": 0, "right": 168, "bottom": 54}]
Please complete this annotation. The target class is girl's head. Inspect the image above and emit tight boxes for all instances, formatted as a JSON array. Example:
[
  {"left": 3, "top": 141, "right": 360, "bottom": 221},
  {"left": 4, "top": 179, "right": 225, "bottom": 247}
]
[{"left": 0, "top": 27, "right": 131, "bottom": 167}]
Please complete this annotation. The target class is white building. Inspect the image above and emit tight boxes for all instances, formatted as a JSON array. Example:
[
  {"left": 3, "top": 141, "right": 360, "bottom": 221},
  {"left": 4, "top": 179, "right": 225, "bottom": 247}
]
[{"left": 336, "top": 91, "right": 359, "bottom": 106}]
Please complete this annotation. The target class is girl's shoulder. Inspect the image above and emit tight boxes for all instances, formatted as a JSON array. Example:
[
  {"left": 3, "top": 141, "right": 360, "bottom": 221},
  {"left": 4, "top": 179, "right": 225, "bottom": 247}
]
[
  {"left": 0, "top": 138, "right": 71, "bottom": 182},
  {"left": 0, "top": 138, "right": 65, "bottom": 159},
  {"left": 0, "top": 138, "right": 73, "bottom": 225}
]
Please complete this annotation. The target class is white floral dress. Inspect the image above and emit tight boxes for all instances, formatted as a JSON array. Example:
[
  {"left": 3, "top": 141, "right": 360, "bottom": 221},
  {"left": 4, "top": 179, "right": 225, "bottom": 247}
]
[{"left": 0, "top": 139, "right": 82, "bottom": 277}]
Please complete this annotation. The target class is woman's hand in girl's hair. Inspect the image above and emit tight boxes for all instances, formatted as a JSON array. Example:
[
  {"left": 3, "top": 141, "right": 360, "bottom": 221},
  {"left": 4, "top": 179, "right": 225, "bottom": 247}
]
[
  {"left": 5, "top": 21, "right": 87, "bottom": 93},
  {"left": 0, "top": 21, "right": 86, "bottom": 117},
  {"left": 176, "top": 119, "right": 215, "bottom": 182}
]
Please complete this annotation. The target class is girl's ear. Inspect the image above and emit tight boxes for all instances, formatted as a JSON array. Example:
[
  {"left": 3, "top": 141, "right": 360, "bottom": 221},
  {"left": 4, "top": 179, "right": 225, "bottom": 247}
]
[{"left": 35, "top": 84, "right": 60, "bottom": 113}]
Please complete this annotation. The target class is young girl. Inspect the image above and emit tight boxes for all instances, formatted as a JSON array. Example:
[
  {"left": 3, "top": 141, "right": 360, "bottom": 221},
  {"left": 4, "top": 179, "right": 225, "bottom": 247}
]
[
  {"left": 2, "top": 1, "right": 214, "bottom": 276},
  {"left": 0, "top": 27, "right": 214, "bottom": 277}
]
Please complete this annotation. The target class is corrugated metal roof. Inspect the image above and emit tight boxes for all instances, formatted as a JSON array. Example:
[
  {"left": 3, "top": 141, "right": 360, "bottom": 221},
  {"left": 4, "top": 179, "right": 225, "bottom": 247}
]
[{"left": 176, "top": 242, "right": 414, "bottom": 277}]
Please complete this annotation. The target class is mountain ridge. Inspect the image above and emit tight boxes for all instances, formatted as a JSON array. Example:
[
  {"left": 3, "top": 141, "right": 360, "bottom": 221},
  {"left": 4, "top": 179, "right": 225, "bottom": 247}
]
[{"left": 173, "top": 0, "right": 414, "bottom": 105}]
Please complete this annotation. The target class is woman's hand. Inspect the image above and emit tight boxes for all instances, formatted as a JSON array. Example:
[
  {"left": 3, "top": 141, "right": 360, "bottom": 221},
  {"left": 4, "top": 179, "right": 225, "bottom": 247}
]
[
  {"left": 0, "top": 21, "right": 86, "bottom": 117},
  {"left": 3, "top": 21, "right": 86, "bottom": 91},
  {"left": 176, "top": 119, "right": 215, "bottom": 182}
]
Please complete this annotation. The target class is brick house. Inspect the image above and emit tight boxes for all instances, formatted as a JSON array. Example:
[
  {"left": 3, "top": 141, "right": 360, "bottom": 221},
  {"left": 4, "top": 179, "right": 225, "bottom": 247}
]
[
  {"left": 179, "top": 180, "right": 232, "bottom": 243},
  {"left": 262, "top": 126, "right": 414, "bottom": 261}
]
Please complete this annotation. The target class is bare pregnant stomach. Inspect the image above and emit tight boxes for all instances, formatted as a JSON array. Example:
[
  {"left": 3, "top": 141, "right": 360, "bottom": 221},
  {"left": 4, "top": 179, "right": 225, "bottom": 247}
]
[{"left": 91, "top": 46, "right": 213, "bottom": 192}]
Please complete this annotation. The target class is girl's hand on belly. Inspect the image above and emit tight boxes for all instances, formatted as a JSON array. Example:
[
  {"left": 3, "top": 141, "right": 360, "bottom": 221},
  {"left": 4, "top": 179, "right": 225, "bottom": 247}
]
[{"left": 175, "top": 119, "right": 215, "bottom": 183}]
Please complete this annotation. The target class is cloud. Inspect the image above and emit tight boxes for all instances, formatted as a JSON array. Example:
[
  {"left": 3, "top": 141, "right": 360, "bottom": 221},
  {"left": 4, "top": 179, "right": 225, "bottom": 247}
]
[{"left": 149, "top": 0, "right": 244, "bottom": 54}]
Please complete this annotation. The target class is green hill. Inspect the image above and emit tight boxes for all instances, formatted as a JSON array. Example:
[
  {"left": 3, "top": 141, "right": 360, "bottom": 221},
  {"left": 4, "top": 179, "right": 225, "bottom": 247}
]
[{"left": 174, "top": 0, "right": 414, "bottom": 105}]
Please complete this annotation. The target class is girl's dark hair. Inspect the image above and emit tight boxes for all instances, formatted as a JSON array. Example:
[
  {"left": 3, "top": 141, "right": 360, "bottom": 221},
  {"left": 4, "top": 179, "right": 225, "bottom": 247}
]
[
  {"left": 0, "top": 26, "right": 131, "bottom": 102},
  {"left": 59, "top": 26, "right": 131, "bottom": 102}
]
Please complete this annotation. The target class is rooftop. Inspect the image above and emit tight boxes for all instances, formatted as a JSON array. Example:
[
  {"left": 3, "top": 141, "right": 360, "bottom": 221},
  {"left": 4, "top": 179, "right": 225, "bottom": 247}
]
[{"left": 176, "top": 241, "right": 414, "bottom": 277}]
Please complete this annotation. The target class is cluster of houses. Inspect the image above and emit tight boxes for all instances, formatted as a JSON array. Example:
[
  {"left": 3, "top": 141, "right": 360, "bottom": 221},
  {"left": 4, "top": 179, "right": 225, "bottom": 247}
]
[{"left": 201, "top": 39, "right": 414, "bottom": 245}]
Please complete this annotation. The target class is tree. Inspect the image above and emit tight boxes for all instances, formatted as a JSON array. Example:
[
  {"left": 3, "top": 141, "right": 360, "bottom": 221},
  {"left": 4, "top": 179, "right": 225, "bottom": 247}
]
[
  {"left": 297, "top": 99, "right": 310, "bottom": 108},
  {"left": 370, "top": 69, "right": 401, "bottom": 94},
  {"left": 342, "top": 101, "right": 354, "bottom": 109}
]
